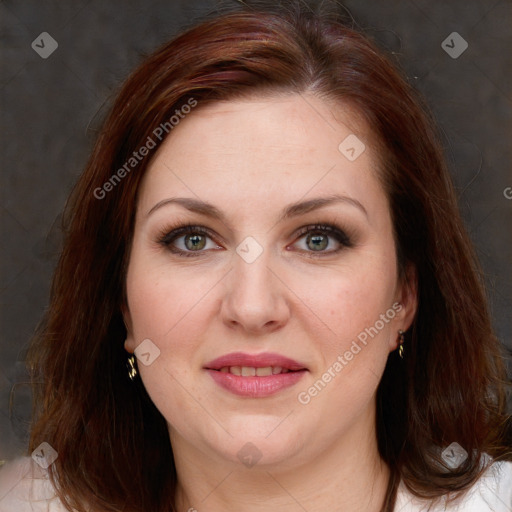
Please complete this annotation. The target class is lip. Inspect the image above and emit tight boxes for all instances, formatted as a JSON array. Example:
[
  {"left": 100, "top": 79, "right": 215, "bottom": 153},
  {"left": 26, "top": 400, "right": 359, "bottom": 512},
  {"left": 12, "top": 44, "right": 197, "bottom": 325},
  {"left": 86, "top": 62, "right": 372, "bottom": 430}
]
[
  {"left": 204, "top": 352, "right": 308, "bottom": 398},
  {"left": 204, "top": 352, "right": 307, "bottom": 371}
]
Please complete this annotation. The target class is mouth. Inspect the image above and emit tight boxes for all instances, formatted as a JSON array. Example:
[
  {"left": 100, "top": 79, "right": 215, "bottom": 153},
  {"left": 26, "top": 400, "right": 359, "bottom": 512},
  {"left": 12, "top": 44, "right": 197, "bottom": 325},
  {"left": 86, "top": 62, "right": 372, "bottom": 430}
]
[
  {"left": 204, "top": 352, "right": 308, "bottom": 397},
  {"left": 205, "top": 351, "right": 308, "bottom": 371},
  {"left": 216, "top": 366, "right": 296, "bottom": 376}
]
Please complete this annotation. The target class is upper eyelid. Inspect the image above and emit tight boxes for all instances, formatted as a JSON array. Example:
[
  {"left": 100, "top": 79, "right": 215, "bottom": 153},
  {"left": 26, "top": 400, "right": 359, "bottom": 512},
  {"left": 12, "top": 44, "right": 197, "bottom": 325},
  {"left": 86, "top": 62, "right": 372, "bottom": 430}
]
[
  {"left": 158, "top": 224, "right": 219, "bottom": 244},
  {"left": 159, "top": 223, "right": 351, "bottom": 249}
]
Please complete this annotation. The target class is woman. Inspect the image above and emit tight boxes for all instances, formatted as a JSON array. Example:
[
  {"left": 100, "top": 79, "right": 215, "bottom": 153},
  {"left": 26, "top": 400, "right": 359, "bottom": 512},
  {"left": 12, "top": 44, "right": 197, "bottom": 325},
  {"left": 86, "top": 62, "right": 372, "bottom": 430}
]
[{"left": 0, "top": 2, "right": 510, "bottom": 511}]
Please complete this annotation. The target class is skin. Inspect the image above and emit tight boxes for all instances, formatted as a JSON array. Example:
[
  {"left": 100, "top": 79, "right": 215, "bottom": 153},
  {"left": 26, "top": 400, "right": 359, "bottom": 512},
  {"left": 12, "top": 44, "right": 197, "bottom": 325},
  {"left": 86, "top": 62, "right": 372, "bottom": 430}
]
[{"left": 123, "top": 93, "right": 417, "bottom": 511}]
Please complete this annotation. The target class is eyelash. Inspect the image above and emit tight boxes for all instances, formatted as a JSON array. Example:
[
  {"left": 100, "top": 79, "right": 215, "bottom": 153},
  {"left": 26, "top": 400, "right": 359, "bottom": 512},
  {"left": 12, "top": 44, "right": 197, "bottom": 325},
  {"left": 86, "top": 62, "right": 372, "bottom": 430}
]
[{"left": 156, "top": 223, "right": 354, "bottom": 258}]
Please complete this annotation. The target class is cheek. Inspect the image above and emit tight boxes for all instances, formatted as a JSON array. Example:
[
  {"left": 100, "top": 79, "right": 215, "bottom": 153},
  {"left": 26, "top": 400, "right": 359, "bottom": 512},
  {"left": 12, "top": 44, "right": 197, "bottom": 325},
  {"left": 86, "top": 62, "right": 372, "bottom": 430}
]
[
  {"left": 292, "top": 254, "right": 397, "bottom": 413},
  {"left": 293, "top": 261, "right": 397, "bottom": 419},
  {"left": 295, "top": 256, "right": 397, "bottom": 349},
  {"left": 126, "top": 253, "right": 215, "bottom": 341},
  {"left": 126, "top": 263, "right": 213, "bottom": 426},
  {"left": 124, "top": 261, "right": 211, "bottom": 411}
]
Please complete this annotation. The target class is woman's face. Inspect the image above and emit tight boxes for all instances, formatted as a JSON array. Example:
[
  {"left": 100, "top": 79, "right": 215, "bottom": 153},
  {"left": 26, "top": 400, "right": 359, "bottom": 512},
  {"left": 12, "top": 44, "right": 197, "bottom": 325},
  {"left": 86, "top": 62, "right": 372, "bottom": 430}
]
[{"left": 124, "top": 93, "right": 416, "bottom": 469}]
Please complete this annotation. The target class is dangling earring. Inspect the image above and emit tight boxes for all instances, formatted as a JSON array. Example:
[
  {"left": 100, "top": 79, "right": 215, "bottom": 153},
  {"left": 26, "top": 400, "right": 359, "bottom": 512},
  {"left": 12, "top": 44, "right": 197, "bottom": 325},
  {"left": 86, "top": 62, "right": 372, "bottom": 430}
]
[
  {"left": 397, "top": 329, "right": 405, "bottom": 359},
  {"left": 127, "top": 354, "right": 138, "bottom": 380}
]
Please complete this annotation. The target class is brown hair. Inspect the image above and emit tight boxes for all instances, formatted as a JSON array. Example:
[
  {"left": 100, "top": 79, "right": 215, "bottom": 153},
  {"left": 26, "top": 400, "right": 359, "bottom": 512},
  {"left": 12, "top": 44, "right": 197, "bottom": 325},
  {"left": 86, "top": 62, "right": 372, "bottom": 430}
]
[{"left": 28, "top": 2, "right": 510, "bottom": 511}]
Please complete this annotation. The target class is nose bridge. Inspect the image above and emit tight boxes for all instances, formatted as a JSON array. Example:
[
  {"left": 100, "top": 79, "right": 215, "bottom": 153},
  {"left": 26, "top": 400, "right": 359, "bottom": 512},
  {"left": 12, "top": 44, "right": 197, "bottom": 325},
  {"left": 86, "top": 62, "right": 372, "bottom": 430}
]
[
  {"left": 233, "top": 249, "right": 272, "bottom": 296},
  {"left": 221, "top": 241, "right": 289, "bottom": 332}
]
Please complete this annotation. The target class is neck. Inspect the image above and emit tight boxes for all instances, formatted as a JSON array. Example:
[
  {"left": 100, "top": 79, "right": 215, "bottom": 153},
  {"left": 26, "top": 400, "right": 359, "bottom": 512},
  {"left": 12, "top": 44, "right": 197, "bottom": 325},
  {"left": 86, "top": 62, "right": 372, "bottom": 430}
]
[{"left": 172, "top": 407, "right": 390, "bottom": 512}]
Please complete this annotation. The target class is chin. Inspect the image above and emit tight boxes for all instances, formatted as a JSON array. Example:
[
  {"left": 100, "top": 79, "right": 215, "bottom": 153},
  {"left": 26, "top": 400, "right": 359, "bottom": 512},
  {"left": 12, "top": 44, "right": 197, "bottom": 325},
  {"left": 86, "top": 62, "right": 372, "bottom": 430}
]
[{"left": 206, "top": 415, "right": 309, "bottom": 468}]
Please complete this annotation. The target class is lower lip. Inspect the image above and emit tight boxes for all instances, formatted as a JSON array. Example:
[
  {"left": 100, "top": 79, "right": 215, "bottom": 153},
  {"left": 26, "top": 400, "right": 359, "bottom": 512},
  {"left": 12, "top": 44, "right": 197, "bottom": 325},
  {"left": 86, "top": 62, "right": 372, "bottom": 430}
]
[{"left": 206, "top": 369, "right": 306, "bottom": 397}]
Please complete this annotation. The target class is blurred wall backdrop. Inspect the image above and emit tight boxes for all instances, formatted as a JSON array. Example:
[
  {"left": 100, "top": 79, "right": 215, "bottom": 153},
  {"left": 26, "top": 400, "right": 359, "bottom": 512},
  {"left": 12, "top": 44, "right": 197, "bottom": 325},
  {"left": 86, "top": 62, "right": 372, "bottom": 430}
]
[{"left": 1, "top": 0, "right": 511, "bottom": 461}]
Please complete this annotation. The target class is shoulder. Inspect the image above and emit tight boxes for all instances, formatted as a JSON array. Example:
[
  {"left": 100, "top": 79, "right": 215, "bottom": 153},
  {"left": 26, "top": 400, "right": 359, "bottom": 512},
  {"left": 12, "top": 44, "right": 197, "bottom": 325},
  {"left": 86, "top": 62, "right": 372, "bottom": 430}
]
[
  {"left": 395, "top": 459, "right": 512, "bottom": 512},
  {"left": 0, "top": 456, "right": 67, "bottom": 512}
]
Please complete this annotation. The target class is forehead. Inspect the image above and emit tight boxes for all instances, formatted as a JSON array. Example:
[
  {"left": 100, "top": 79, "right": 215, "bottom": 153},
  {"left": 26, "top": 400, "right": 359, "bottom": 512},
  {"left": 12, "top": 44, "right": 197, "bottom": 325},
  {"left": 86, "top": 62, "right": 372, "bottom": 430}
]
[
  {"left": 137, "top": 93, "right": 387, "bottom": 221},
  {"left": 153, "top": 93, "right": 371, "bottom": 164}
]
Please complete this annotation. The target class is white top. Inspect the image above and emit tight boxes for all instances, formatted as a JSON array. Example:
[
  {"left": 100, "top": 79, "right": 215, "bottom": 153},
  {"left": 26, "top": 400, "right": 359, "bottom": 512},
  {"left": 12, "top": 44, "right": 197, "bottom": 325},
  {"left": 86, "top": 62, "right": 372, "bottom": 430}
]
[{"left": 0, "top": 456, "right": 511, "bottom": 511}]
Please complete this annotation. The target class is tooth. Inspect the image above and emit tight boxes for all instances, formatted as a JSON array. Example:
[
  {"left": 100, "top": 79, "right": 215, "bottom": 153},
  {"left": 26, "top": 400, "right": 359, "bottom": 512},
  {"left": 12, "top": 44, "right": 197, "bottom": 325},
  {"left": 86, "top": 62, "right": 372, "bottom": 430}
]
[
  {"left": 256, "top": 366, "right": 273, "bottom": 376},
  {"left": 282, "top": 369, "right": 289, "bottom": 373},
  {"left": 220, "top": 367, "right": 229, "bottom": 373},
  {"left": 230, "top": 366, "right": 241, "bottom": 376},
  {"left": 241, "top": 366, "right": 256, "bottom": 377},
  {"left": 272, "top": 366, "right": 283, "bottom": 375}
]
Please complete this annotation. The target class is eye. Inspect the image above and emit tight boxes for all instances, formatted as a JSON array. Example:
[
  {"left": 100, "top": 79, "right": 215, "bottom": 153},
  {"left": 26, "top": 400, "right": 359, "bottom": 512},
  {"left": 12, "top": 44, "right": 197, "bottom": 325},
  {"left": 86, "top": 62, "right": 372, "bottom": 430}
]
[
  {"left": 157, "top": 222, "right": 353, "bottom": 258},
  {"left": 291, "top": 224, "right": 353, "bottom": 255},
  {"left": 157, "top": 224, "right": 222, "bottom": 257}
]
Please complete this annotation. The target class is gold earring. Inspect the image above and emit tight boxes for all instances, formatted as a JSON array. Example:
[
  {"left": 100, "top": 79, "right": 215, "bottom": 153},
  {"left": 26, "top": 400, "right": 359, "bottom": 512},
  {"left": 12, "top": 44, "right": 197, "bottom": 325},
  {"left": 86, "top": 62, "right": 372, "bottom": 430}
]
[
  {"left": 398, "top": 329, "right": 405, "bottom": 359},
  {"left": 127, "top": 354, "right": 138, "bottom": 380}
]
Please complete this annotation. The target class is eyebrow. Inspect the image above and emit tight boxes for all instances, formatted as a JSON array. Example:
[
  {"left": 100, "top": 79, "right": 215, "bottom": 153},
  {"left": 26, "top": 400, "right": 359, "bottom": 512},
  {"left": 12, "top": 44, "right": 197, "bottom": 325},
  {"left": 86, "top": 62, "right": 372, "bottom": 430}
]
[{"left": 146, "top": 194, "right": 368, "bottom": 223}]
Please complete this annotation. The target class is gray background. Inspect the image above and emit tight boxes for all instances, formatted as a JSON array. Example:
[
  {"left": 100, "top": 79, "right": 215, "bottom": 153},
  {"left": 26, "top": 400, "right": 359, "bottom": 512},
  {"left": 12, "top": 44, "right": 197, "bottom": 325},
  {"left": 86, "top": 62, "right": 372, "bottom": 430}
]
[{"left": 1, "top": 0, "right": 511, "bottom": 462}]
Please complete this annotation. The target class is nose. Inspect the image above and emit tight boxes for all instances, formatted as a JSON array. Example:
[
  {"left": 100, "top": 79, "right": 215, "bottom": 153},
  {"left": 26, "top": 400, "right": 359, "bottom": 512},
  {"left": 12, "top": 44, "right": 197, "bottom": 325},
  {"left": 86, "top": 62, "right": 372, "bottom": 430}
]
[{"left": 220, "top": 248, "right": 291, "bottom": 335}]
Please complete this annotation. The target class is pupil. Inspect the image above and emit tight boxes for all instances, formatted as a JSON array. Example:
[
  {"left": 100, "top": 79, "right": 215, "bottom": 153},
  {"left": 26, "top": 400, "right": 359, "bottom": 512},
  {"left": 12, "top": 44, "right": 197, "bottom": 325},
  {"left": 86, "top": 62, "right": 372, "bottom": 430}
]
[
  {"left": 185, "top": 234, "right": 206, "bottom": 250},
  {"left": 307, "top": 233, "right": 328, "bottom": 251}
]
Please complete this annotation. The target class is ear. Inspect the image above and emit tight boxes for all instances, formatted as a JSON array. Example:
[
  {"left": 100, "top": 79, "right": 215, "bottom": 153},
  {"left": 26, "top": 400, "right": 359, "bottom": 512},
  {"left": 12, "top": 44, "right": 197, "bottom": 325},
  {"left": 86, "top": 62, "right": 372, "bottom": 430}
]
[
  {"left": 391, "top": 263, "right": 418, "bottom": 350},
  {"left": 121, "top": 303, "right": 136, "bottom": 354}
]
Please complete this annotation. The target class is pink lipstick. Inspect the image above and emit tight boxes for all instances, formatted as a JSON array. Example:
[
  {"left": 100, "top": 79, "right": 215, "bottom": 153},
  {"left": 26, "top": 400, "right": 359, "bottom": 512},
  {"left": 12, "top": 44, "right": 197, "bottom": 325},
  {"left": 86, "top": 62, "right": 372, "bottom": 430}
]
[{"left": 204, "top": 352, "right": 308, "bottom": 398}]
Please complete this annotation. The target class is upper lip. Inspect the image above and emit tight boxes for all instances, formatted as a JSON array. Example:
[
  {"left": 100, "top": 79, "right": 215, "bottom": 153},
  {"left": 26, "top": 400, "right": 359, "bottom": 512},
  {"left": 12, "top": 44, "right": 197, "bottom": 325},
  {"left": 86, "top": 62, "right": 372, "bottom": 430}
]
[{"left": 204, "top": 352, "right": 308, "bottom": 371}]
